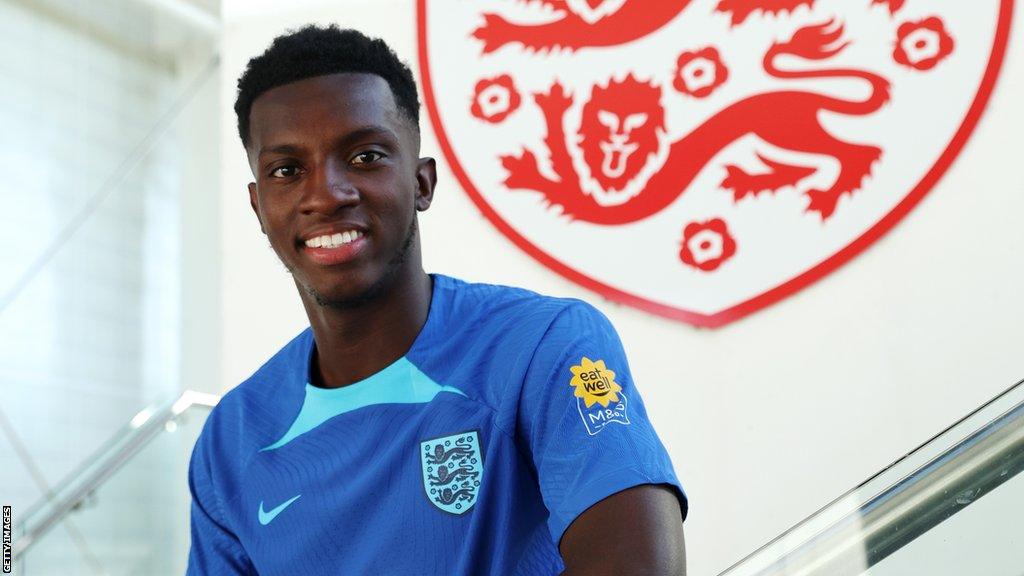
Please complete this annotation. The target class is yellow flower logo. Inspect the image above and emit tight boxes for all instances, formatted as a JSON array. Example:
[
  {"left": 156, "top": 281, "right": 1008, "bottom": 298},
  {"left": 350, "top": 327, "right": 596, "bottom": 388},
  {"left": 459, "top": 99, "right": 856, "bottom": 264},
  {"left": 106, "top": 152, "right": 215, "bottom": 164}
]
[{"left": 569, "top": 357, "right": 622, "bottom": 408}]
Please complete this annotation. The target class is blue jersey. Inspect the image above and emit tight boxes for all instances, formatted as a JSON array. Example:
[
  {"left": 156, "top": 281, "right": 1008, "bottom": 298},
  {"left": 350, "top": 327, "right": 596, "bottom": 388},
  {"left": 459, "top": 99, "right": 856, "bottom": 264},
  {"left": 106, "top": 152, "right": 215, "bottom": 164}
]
[{"left": 187, "top": 274, "right": 686, "bottom": 575}]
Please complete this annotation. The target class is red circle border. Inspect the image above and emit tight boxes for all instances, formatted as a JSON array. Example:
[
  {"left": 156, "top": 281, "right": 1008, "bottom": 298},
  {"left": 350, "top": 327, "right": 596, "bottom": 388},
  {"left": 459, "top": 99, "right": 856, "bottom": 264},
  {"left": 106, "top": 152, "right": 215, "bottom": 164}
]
[{"left": 417, "top": 2, "right": 1015, "bottom": 328}]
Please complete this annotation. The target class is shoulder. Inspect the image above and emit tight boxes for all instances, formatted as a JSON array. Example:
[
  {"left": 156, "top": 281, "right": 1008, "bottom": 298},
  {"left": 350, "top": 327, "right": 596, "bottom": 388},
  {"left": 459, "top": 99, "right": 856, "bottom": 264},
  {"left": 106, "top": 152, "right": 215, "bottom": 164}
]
[
  {"left": 193, "top": 328, "right": 311, "bottom": 467},
  {"left": 416, "top": 275, "right": 620, "bottom": 392},
  {"left": 432, "top": 273, "right": 608, "bottom": 335}
]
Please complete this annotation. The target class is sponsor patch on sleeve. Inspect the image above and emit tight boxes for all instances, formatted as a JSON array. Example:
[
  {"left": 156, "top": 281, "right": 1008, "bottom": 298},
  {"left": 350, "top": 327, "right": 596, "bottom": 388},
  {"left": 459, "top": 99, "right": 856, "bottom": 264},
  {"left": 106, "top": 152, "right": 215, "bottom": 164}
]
[{"left": 569, "top": 357, "right": 630, "bottom": 435}]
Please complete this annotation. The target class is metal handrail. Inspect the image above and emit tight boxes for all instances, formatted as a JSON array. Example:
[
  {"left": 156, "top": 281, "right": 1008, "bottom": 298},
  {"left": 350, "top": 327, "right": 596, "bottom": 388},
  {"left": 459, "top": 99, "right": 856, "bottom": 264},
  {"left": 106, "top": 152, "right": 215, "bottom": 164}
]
[
  {"left": 720, "top": 378, "right": 1024, "bottom": 576},
  {"left": 11, "top": 389, "right": 220, "bottom": 560}
]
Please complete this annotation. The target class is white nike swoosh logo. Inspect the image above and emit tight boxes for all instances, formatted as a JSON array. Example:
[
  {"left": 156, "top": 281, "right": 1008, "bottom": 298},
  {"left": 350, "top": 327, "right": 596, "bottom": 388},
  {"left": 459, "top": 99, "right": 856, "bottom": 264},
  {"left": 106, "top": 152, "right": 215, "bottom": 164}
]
[{"left": 258, "top": 494, "right": 301, "bottom": 526}]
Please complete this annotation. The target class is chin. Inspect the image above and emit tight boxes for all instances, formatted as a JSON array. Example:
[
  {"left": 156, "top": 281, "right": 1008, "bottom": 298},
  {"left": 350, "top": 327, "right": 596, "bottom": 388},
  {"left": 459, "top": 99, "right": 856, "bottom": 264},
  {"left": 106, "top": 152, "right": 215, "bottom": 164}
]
[
  {"left": 295, "top": 218, "right": 418, "bottom": 310},
  {"left": 304, "top": 269, "right": 394, "bottom": 310}
]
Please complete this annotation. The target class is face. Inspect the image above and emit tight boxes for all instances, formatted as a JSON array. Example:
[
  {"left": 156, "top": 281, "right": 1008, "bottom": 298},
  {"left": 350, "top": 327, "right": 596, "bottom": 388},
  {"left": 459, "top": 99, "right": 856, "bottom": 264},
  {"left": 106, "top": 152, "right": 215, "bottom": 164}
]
[{"left": 246, "top": 73, "right": 436, "bottom": 308}]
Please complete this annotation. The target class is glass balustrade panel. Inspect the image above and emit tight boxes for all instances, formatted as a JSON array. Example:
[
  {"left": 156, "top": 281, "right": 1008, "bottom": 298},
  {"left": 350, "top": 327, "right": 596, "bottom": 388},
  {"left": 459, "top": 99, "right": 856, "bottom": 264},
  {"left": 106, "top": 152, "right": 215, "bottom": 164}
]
[
  {"left": 719, "top": 379, "right": 1024, "bottom": 576},
  {"left": 865, "top": 469, "right": 1024, "bottom": 576},
  {"left": 15, "top": 405, "right": 209, "bottom": 576}
]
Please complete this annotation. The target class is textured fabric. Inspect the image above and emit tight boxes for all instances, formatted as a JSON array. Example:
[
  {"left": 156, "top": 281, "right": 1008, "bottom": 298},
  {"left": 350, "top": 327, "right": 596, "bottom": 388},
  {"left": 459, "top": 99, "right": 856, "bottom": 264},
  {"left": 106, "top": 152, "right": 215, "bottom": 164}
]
[{"left": 187, "top": 274, "right": 686, "bottom": 575}]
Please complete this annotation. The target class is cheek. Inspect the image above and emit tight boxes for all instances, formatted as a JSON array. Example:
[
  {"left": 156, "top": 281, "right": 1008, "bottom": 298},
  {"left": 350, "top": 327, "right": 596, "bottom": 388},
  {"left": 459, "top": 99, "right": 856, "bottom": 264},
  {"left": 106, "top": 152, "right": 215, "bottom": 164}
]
[
  {"left": 257, "top": 205, "right": 296, "bottom": 247},
  {"left": 375, "top": 177, "right": 420, "bottom": 218},
  {"left": 634, "top": 132, "right": 659, "bottom": 156}
]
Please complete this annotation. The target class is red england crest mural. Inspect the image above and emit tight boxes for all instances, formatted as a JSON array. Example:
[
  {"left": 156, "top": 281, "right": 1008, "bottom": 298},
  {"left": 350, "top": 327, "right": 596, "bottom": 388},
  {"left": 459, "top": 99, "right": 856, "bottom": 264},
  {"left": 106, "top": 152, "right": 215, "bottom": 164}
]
[{"left": 418, "top": 0, "right": 1013, "bottom": 327}]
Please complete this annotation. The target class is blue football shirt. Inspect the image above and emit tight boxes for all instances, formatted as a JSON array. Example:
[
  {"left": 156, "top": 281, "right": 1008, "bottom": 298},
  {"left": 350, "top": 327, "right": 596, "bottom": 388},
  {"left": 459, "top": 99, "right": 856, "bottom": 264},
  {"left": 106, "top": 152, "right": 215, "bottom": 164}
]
[{"left": 187, "top": 274, "right": 686, "bottom": 575}]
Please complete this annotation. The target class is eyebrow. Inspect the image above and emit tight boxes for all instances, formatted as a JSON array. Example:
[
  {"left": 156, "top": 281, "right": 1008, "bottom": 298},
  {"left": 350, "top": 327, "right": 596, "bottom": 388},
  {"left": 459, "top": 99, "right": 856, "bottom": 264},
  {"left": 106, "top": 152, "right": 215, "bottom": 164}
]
[{"left": 257, "top": 126, "right": 400, "bottom": 159}]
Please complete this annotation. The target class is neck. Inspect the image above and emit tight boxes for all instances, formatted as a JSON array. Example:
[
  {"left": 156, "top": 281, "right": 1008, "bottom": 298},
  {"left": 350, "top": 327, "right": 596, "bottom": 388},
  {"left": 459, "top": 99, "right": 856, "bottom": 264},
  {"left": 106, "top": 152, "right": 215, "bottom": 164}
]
[{"left": 300, "top": 266, "right": 433, "bottom": 389}]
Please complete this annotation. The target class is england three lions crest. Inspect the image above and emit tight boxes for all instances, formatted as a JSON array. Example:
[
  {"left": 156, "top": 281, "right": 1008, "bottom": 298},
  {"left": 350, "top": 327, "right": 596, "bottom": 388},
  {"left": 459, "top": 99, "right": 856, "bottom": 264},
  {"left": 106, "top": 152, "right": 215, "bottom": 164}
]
[
  {"left": 420, "top": 430, "right": 484, "bottom": 514},
  {"left": 418, "top": 0, "right": 1012, "bottom": 326}
]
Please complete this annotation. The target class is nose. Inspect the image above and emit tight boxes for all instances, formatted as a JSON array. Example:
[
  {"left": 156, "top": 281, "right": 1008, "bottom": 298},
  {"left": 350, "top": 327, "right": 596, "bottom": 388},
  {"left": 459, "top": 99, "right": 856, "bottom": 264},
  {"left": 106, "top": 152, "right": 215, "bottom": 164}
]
[
  {"left": 609, "top": 132, "right": 628, "bottom": 146},
  {"left": 299, "top": 157, "right": 359, "bottom": 215}
]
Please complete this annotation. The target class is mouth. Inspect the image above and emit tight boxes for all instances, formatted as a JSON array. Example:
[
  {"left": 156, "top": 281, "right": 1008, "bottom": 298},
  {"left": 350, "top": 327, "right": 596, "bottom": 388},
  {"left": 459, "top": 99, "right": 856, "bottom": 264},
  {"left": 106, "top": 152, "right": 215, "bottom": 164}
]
[
  {"left": 298, "top": 229, "right": 368, "bottom": 266},
  {"left": 599, "top": 141, "right": 639, "bottom": 178}
]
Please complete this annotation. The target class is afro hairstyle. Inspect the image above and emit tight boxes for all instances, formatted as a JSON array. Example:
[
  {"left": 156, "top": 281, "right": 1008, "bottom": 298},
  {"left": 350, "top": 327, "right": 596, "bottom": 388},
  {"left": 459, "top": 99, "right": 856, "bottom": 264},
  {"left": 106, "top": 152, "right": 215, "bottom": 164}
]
[{"left": 234, "top": 25, "right": 420, "bottom": 148}]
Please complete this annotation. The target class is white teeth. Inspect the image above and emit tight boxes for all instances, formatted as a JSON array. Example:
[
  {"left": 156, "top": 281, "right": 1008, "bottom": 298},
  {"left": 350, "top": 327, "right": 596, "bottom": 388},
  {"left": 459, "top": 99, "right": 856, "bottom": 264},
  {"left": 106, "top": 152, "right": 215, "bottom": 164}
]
[{"left": 304, "top": 230, "right": 363, "bottom": 249}]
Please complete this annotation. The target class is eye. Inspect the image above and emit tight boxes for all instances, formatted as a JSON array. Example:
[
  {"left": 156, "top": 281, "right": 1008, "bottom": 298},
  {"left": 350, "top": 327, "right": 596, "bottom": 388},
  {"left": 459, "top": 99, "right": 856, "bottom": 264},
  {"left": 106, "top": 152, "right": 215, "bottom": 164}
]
[
  {"left": 351, "top": 150, "right": 386, "bottom": 165},
  {"left": 622, "top": 113, "right": 648, "bottom": 133},
  {"left": 269, "top": 165, "right": 300, "bottom": 179},
  {"left": 597, "top": 110, "right": 620, "bottom": 133}
]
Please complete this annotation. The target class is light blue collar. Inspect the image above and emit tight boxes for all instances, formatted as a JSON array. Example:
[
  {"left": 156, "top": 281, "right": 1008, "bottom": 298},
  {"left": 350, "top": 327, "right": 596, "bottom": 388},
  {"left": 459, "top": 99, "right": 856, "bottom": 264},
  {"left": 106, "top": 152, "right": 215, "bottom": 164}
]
[{"left": 262, "top": 356, "right": 464, "bottom": 451}]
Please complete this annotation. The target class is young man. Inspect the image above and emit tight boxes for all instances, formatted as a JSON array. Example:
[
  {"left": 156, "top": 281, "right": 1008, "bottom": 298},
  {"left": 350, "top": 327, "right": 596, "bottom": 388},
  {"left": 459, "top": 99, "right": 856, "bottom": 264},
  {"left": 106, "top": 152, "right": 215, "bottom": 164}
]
[{"left": 188, "top": 25, "right": 687, "bottom": 575}]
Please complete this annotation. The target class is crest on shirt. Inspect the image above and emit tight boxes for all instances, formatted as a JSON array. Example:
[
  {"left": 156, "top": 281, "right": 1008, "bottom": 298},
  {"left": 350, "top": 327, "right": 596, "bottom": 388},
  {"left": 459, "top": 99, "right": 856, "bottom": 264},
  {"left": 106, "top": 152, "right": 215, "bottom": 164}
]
[
  {"left": 570, "top": 357, "right": 630, "bottom": 435},
  {"left": 420, "top": 430, "right": 484, "bottom": 514}
]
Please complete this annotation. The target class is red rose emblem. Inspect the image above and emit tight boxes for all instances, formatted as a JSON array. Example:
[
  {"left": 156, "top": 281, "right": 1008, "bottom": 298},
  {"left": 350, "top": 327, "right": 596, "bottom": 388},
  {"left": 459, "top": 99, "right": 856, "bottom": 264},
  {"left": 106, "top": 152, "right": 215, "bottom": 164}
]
[
  {"left": 894, "top": 17, "right": 954, "bottom": 71},
  {"left": 673, "top": 47, "right": 729, "bottom": 98},
  {"left": 470, "top": 74, "right": 521, "bottom": 123},
  {"left": 679, "top": 218, "right": 737, "bottom": 272}
]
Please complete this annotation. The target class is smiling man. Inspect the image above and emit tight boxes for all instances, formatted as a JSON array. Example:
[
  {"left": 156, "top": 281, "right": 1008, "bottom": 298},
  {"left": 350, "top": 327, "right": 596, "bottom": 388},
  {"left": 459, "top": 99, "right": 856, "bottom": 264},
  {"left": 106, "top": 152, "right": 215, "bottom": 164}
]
[{"left": 187, "top": 25, "right": 686, "bottom": 575}]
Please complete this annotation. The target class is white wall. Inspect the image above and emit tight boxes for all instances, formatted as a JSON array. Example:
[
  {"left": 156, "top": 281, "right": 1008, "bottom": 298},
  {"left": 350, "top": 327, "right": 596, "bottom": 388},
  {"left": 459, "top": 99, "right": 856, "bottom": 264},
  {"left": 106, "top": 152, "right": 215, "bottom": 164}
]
[
  {"left": 0, "top": 0, "right": 220, "bottom": 572},
  {"left": 218, "top": 2, "right": 1023, "bottom": 574}
]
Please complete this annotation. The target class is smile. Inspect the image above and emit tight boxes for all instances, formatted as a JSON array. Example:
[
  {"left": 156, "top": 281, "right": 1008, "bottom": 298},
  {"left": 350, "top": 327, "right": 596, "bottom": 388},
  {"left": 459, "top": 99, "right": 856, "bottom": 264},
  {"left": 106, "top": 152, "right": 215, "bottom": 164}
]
[
  {"left": 300, "top": 230, "right": 367, "bottom": 266},
  {"left": 304, "top": 230, "right": 364, "bottom": 248}
]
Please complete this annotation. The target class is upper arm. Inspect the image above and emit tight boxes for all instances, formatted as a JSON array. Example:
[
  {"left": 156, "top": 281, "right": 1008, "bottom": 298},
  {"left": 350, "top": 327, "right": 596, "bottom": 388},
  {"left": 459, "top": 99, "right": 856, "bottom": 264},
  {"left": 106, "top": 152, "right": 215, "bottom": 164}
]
[
  {"left": 187, "top": 428, "right": 256, "bottom": 575},
  {"left": 559, "top": 484, "right": 686, "bottom": 575},
  {"left": 514, "top": 302, "right": 688, "bottom": 556}
]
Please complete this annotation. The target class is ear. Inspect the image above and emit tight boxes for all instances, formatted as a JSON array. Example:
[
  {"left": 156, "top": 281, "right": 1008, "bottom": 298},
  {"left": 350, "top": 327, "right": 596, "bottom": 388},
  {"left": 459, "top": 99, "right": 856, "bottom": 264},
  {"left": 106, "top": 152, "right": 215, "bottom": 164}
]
[
  {"left": 415, "top": 157, "right": 437, "bottom": 212},
  {"left": 248, "top": 182, "right": 266, "bottom": 234}
]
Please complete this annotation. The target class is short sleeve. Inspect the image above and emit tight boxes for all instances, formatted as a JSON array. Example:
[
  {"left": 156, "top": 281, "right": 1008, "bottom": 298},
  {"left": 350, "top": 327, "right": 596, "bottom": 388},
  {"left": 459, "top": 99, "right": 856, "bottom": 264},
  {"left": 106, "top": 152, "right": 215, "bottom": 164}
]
[
  {"left": 187, "top": 434, "right": 256, "bottom": 575},
  {"left": 517, "top": 301, "right": 687, "bottom": 543}
]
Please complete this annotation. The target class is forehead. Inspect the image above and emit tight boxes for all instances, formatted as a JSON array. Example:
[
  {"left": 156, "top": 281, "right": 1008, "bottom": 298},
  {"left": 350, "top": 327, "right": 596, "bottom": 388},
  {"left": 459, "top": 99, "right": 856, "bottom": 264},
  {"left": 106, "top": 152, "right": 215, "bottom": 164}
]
[{"left": 247, "top": 72, "right": 406, "bottom": 151}]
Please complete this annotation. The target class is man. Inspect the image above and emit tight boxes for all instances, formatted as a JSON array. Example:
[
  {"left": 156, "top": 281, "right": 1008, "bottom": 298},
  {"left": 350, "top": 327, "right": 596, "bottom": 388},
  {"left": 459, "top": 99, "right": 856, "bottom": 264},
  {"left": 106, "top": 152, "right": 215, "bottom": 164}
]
[{"left": 188, "top": 25, "right": 686, "bottom": 575}]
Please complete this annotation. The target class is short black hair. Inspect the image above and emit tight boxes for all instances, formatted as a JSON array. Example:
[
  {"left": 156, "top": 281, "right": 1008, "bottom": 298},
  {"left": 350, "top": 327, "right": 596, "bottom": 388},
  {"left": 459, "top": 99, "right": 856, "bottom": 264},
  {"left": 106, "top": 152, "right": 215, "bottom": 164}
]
[{"left": 234, "top": 25, "right": 420, "bottom": 148}]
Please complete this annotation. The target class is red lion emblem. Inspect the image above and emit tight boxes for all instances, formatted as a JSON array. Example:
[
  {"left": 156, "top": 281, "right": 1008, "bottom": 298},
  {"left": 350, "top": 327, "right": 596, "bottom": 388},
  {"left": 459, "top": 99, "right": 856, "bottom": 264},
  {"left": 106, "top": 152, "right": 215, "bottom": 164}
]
[
  {"left": 474, "top": 0, "right": 907, "bottom": 53},
  {"left": 503, "top": 21, "right": 889, "bottom": 221},
  {"left": 576, "top": 75, "right": 664, "bottom": 202}
]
